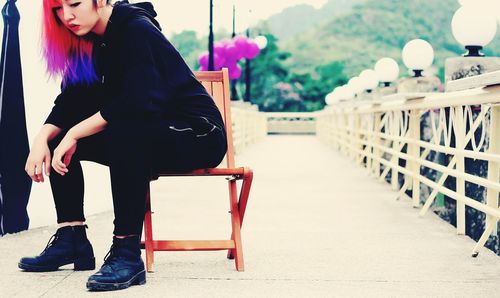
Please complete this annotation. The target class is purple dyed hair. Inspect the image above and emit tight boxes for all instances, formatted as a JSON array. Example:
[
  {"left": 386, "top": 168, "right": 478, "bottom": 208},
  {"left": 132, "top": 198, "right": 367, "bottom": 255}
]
[{"left": 42, "top": 0, "right": 110, "bottom": 85}]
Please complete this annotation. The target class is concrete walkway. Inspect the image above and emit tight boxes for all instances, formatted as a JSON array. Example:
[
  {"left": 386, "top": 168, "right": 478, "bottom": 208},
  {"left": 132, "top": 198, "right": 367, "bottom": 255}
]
[{"left": 1, "top": 135, "right": 500, "bottom": 297}]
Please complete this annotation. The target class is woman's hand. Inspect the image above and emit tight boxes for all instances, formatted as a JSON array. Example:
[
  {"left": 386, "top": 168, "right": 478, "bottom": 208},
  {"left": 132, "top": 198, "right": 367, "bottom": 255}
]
[
  {"left": 25, "top": 138, "right": 52, "bottom": 183},
  {"left": 52, "top": 135, "right": 78, "bottom": 176}
]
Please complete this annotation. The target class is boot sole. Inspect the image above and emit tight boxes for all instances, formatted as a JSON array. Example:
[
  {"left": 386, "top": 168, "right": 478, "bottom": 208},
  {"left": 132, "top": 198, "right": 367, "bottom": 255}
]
[
  {"left": 18, "top": 257, "right": 96, "bottom": 272},
  {"left": 86, "top": 270, "right": 146, "bottom": 291}
]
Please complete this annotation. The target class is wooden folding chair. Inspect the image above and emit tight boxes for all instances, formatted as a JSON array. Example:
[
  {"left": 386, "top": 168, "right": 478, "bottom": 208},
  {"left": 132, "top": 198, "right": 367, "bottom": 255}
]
[{"left": 141, "top": 68, "right": 253, "bottom": 272}]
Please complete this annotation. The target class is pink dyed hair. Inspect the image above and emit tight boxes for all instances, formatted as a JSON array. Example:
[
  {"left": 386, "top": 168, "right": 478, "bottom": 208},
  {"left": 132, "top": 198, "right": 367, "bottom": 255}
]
[{"left": 42, "top": 0, "right": 99, "bottom": 85}]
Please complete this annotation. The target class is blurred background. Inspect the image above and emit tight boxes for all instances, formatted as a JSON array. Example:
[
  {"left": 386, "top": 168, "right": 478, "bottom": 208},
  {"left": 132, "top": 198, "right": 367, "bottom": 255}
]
[{"left": 2, "top": 0, "right": 500, "bottom": 229}]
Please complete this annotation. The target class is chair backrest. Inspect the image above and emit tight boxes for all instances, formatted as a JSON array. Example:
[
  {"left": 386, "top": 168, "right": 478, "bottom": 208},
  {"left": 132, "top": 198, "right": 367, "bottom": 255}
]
[{"left": 194, "top": 68, "right": 235, "bottom": 168}]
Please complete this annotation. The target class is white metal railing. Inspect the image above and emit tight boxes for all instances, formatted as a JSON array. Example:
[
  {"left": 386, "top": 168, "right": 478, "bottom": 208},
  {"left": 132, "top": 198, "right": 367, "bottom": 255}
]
[
  {"left": 230, "top": 102, "right": 267, "bottom": 155},
  {"left": 317, "top": 85, "right": 500, "bottom": 256},
  {"left": 265, "top": 112, "right": 317, "bottom": 134}
]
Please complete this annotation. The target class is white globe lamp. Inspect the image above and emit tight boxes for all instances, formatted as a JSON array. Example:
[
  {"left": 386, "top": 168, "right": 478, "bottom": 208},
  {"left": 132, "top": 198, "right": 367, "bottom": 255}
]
[
  {"left": 402, "top": 39, "right": 434, "bottom": 77},
  {"left": 347, "top": 77, "right": 364, "bottom": 96},
  {"left": 451, "top": 6, "right": 497, "bottom": 57},
  {"left": 339, "top": 85, "right": 354, "bottom": 101},
  {"left": 374, "top": 57, "right": 399, "bottom": 86},
  {"left": 325, "top": 92, "right": 335, "bottom": 105},
  {"left": 359, "top": 69, "right": 379, "bottom": 92},
  {"left": 254, "top": 35, "right": 268, "bottom": 50}
]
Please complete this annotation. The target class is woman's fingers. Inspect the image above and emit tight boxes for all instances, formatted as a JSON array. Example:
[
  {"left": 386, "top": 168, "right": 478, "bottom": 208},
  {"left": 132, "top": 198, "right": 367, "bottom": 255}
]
[
  {"left": 35, "top": 162, "right": 44, "bottom": 182},
  {"left": 52, "top": 150, "right": 69, "bottom": 176},
  {"left": 51, "top": 152, "right": 63, "bottom": 175},
  {"left": 44, "top": 154, "right": 51, "bottom": 177},
  {"left": 63, "top": 152, "right": 73, "bottom": 170},
  {"left": 25, "top": 151, "right": 53, "bottom": 183},
  {"left": 25, "top": 161, "right": 40, "bottom": 182},
  {"left": 26, "top": 161, "right": 42, "bottom": 183},
  {"left": 58, "top": 158, "right": 68, "bottom": 173}
]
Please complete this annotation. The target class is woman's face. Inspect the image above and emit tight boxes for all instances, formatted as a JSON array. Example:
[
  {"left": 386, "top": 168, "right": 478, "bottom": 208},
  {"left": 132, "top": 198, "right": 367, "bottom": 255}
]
[{"left": 53, "top": 0, "right": 101, "bottom": 36}]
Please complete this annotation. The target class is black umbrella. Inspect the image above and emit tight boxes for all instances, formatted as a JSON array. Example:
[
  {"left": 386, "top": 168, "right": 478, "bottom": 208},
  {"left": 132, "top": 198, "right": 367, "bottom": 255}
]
[{"left": 0, "top": 0, "right": 31, "bottom": 235}]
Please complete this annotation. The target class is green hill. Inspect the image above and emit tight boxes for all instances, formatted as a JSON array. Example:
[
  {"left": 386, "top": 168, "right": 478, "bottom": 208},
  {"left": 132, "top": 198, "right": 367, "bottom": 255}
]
[
  {"left": 265, "top": 0, "right": 500, "bottom": 78},
  {"left": 264, "top": 0, "right": 366, "bottom": 41}
]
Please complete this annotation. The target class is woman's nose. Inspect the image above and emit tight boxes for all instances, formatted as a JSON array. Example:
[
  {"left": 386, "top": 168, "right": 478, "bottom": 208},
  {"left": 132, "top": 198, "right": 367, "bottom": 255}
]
[{"left": 62, "top": 7, "right": 75, "bottom": 22}]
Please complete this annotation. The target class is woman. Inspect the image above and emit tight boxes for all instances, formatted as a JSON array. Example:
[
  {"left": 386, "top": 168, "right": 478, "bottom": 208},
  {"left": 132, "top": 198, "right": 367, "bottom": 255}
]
[{"left": 19, "top": 0, "right": 227, "bottom": 291}]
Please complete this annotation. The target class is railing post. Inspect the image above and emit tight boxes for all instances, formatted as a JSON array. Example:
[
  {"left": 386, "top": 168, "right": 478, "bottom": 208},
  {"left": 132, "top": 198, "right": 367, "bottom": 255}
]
[
  {"left": 454, "top": 106, "right": 466, "bottom": 235},
  {"left": 403, "top": 112, "right": 412, "bottom": 193},
  {"left": 353, "top": 113, "right": 362, "bottom": 164},
  {"left": 364, "top": 115, "right": 372, "bottom": 169},
  {"left": 409, "top": 109, "right": 421, "bottom": 207},
  {"left": 346, "top": 113, "right": 352, "bottom": 157},
  {"left": 486, "top": 105, "right": 500, "bottom": 234},
  {"left": 330, "top": 112, "right": 338, "bottom": 150},
  {"left": 373, "top": 112, "right": 382, "bottom": 176},
  {"left": 338, "top": 113, "right": 345, "bottom": 153},
  {"left": 390, "top": 112, "right": 400, "bottom": 190}
]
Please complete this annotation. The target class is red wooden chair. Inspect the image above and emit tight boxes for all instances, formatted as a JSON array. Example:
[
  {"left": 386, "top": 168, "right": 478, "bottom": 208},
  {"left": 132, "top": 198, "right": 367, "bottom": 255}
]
[{"left": 141, "top": 68, "right": 253, "bottom": 272}]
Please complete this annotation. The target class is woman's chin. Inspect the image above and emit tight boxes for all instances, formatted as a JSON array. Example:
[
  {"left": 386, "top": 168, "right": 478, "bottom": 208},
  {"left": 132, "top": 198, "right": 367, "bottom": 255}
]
[{"left": 68, "top": 27, "right": 90, "bottom": 37}]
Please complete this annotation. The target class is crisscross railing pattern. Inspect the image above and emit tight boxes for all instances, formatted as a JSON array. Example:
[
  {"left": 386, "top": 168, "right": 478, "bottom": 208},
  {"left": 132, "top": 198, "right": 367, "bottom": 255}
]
[{"left": 317, "top": 86, "right": 500, "bottom": 256}]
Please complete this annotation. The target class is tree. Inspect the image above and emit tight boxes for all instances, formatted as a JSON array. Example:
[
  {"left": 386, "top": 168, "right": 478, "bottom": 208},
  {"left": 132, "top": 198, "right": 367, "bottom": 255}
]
[
  {"left": 239, "top": 33, "right": 291, "bottom": 111},
  {"left": 169, "top": 30, "right": 204, "bottom": 69},
  {"left": 288, "top": 61, "right": 348, "bottom": 111}
]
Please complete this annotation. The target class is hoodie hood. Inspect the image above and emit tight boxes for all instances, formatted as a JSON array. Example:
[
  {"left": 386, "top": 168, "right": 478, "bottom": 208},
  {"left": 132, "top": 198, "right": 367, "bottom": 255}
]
[{"left": 102, "top": 1, "right": 161, "bottom": 41}]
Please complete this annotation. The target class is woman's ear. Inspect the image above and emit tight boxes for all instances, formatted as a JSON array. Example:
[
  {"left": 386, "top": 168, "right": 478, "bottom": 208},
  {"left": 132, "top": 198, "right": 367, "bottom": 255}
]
[{"left": 96, "top": 0, "right": 107, "bottom": 8}]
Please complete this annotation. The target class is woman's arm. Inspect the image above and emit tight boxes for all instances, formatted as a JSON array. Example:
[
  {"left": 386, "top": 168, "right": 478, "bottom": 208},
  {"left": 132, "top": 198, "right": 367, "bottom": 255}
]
[
  {"left": 66, "top": 111, "right": 107, "bottom": 140},
  {"left": 51, "top": 112, "right": 107, "bottom": 176},
  {"left": 25, "top": 124, "right": 62, "bottom": 183},
  {"left": 36, "top": 123, "right": 63, "bottom": 142}
]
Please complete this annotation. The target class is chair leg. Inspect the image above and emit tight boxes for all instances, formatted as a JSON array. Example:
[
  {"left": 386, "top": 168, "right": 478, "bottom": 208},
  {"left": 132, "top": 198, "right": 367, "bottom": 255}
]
[
  {"left": 227, "top": 180, "right": 244, "bottom": 271},
  {"left": 143, "top": 187, "right": 155, "bottom": 272},
  {"left": 238, "top": 168, "right": 253, "bottom": 225},
  {"left": 227, "top": 169, "right": 253, "bottom": 261}
]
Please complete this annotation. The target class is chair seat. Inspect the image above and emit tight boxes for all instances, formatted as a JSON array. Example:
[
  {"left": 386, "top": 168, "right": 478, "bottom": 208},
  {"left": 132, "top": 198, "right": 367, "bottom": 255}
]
[{"left": 152, "top": 167, "right": 251, "bottom": 180}]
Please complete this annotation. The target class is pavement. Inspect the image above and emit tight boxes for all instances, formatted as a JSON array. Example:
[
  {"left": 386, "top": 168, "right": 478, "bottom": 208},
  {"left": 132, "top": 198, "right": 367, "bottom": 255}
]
[{"left": 1, "top": 135, "right": 500, "bottom": 297}]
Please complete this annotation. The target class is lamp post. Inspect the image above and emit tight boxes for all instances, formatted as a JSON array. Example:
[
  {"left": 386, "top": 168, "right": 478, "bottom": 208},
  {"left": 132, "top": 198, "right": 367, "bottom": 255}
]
[
  {"left": 208, "top": 0, "right": 214, "bottom": 70},
  {"left": 359, "top": 69, "right": 379, "bottom": 93},
  {"left": 231, "top": 3, "right": 240, "bottom": 100},
  {"left": 445, "top": 3, "right": 500, "bottom": 85},
  {"left": 244, "top": 26, "right": 251, "bottom": 102},
  {"left": 402, "top": 39, "right": 434, "bottom": 78},
  {"left": 0, "top": 0, "right": 31, "bottom": 235},
  {"left": 347, "top": 76, "right": 364, "bottom": 98},
  {"left": 374, "top": 57, "right": 399, "bottom": 87},
  {"left": 243, "top": 33, "right": 267, "bottom": 103},
  {"left": 340, "top": 85, "right": 355, "bottom": 101},
  {"left": 399, "top": 39, "right": 440, "bottom": 93},
  {"left": 451, "top": 5, "right": 497, "bottom": 57},
  {"left": 230, "top": 3, "right": 239, "bottom": 100}
]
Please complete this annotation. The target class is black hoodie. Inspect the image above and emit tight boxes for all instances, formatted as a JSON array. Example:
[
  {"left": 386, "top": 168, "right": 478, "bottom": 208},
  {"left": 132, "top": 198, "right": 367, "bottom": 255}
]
[{"left": 45, "top": 1, "right": 225, "bottom": 134}]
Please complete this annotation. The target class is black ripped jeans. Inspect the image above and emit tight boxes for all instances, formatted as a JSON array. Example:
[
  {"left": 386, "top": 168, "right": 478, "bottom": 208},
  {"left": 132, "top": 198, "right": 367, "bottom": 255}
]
[{"left": 48, "top": 117, "right": 227, "bottom": 236}]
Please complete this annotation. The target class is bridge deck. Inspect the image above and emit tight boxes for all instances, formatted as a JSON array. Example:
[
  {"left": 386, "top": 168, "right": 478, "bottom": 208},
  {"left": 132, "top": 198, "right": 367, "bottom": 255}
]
[{"left": 1, "top": 135, "right": 500, "bottom": 297}]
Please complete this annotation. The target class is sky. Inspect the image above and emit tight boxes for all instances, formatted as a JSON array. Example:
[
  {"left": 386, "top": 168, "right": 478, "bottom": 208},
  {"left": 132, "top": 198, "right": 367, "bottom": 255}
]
[{"left": 151, "top": 0, "right": 328, "bottom": 36}]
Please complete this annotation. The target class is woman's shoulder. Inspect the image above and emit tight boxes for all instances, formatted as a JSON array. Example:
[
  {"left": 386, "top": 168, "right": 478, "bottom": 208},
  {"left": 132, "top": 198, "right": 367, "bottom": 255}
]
[
  {"left": 119, "top": 14, "right": 162, "bottom": 38},
  {"left": 111, "top": 16, "right": 167, "bottom": 50}
]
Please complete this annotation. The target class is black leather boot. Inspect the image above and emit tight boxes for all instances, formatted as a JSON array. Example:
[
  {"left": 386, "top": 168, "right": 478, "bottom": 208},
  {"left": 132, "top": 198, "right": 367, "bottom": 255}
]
[
  {"left": 18, "top": 225, "right": 95, "bottom": 272},
  {"left": 86, "top": 236, "right": 146, "bottom": 291}
]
